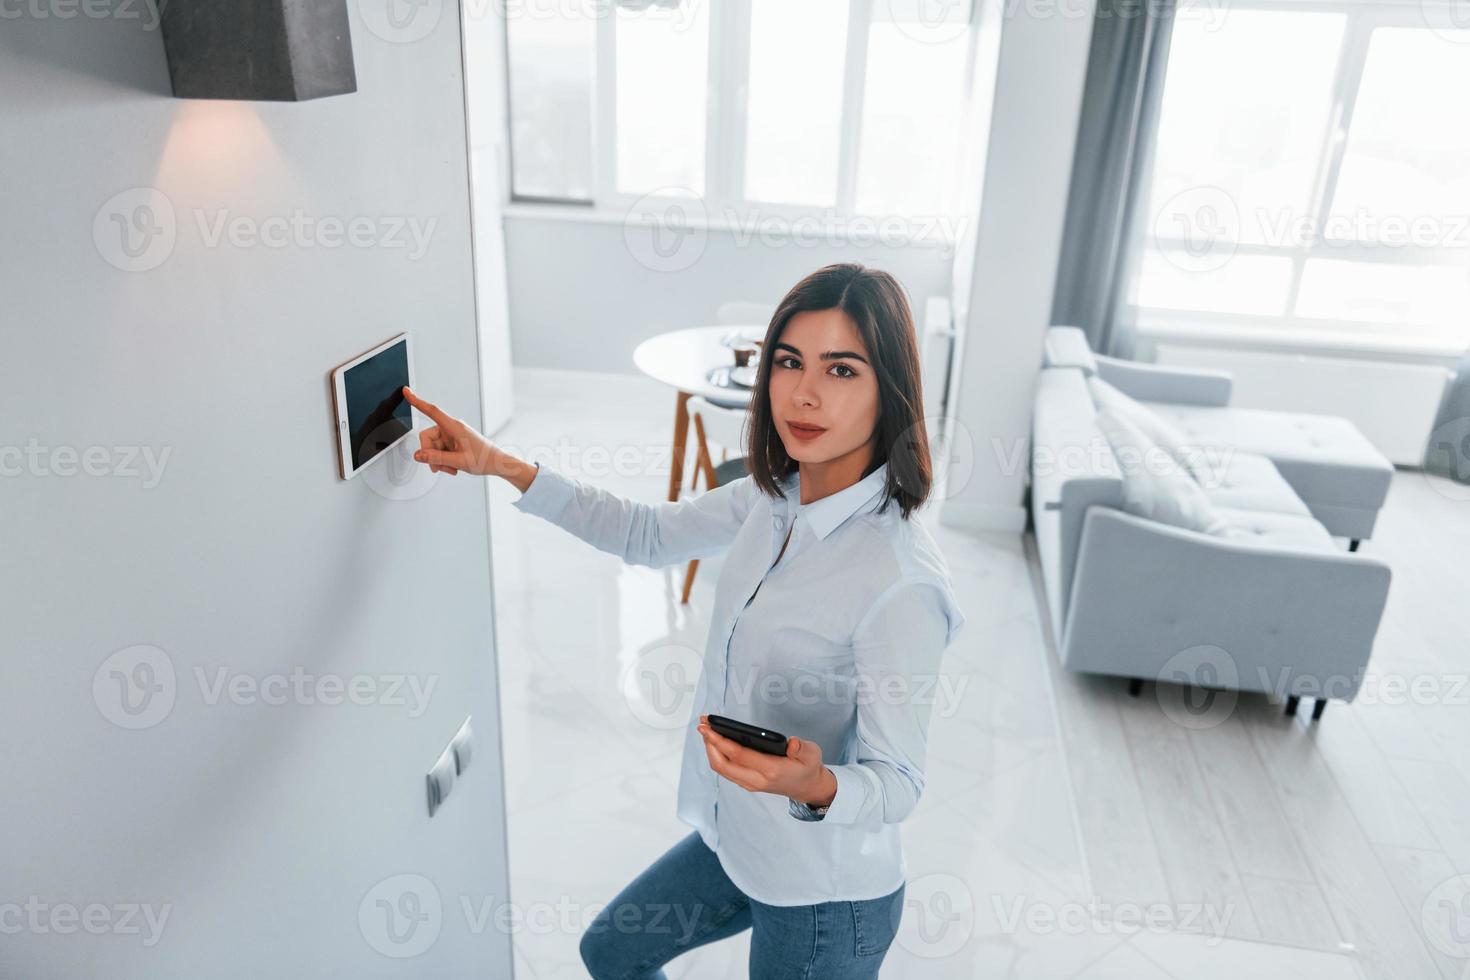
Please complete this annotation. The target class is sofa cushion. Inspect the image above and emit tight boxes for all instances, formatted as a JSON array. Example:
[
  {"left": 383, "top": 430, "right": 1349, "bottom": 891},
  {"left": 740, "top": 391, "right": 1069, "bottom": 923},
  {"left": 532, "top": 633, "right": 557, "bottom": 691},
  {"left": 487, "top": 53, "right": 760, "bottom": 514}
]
[
  {"left": 1044, "top": 326, "right": 1098, "bottom": 376},
  {"left": 1094, "top": 408, "right": 1232, "bottom": 537},
  {"left": 1144, "top": 403, "right": 1393, "bottom": 510},
  {"left": 1195, "top": 451, "right": 1312, "bottom": 517},
  {"left": 1087, "top": 376, "right": 1204, "bottom": 480},
  {"left": 1213, "top": 507, "right": 1336, "bottom": 552}
]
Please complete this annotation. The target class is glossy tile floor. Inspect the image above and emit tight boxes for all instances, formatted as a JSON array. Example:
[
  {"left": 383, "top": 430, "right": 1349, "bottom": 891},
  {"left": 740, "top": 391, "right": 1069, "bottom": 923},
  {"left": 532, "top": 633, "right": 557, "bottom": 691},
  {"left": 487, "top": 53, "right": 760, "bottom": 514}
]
[{"left": 490, "top": 367, "right": 1470, "bottom": 980}]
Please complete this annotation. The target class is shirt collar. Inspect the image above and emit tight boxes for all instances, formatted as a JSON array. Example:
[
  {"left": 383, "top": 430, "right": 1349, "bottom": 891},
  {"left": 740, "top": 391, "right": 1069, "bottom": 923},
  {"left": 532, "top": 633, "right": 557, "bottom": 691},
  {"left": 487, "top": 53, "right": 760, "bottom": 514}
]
[{"left": 781, "top": 462, "right": 890, "bottom": 541}]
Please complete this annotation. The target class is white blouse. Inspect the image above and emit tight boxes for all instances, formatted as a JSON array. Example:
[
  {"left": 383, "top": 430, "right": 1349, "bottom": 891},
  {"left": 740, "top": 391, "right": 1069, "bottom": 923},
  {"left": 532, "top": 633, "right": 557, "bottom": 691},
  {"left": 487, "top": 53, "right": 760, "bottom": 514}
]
[{"left": 512, "top": 459, "right": 966, "bottom": 906}]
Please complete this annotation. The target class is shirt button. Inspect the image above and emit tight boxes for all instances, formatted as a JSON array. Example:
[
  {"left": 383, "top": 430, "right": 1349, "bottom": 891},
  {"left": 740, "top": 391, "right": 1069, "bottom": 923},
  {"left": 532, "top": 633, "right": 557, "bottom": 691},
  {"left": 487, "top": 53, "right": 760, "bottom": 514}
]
[{"left": 774, "top": 515, "right": 786, "bottom": 530}]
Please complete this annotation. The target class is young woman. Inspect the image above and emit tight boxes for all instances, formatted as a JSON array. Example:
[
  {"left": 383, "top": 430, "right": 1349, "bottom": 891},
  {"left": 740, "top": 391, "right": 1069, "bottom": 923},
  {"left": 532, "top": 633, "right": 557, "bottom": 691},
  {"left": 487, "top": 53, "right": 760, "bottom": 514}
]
[{"left": 404, "top": 262, "right": 965, "bottom": 979}]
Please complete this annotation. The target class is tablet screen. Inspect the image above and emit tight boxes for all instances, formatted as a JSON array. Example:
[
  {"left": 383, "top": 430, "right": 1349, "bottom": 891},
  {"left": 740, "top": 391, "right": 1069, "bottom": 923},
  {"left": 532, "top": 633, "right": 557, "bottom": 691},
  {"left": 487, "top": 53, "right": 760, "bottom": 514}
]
[{"left": 344, "top": 338, "right": 412, "bottom": 472}]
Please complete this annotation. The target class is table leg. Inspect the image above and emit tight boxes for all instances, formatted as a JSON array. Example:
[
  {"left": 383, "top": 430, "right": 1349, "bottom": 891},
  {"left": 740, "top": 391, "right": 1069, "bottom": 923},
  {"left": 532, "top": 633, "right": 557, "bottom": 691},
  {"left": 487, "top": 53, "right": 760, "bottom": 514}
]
[{"left": 667, "top": 390, "right": 691, "bottom": 502}]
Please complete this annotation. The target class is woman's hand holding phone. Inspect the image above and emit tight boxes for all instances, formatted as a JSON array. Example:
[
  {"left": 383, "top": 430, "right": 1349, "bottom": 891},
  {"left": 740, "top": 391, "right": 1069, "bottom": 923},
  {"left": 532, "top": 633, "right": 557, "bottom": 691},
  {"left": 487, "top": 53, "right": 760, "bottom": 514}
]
[
  {"left": 403, "top": 386, "right": 538, "bottom": 493},
  {"left": 697, "top": 714, "right": 838, "bottom": 809}
]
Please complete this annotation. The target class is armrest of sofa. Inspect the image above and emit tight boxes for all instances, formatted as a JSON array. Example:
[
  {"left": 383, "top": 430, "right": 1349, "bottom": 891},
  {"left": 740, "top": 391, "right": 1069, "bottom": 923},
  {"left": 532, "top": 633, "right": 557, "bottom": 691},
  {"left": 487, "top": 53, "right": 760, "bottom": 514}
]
[
  {"left": 1044, "top": 326, "right": 1098, "bottom": 374},
  {"left": 1061, "top": 506, "right": 1391, "bottom": 700},
  {"left": 1094, "top": 354, "right": 1233, "bottom": 406}
]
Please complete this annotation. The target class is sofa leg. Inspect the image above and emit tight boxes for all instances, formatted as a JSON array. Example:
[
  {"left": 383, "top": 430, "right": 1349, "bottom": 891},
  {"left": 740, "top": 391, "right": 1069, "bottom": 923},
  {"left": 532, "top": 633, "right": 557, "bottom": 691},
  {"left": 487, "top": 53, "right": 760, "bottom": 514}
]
[
  {"left": 1285, "top": 695, "right": 1300, "bottom": 717},
  {"left": 1312, "top": 698, "right": 1327, "bottom": 721},
  {"left": 1348, "top": 539, "right": 1361, "bottom": 552},
  {"left": 1128, "top": 678, "right": 1143, "bottom": 698}
]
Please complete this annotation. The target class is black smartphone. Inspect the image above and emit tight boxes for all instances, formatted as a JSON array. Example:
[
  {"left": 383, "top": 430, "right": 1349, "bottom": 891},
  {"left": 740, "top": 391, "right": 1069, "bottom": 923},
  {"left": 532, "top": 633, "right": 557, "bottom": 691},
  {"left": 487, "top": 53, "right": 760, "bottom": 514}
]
[{"left": 707, "top": 714, "right": 789, "bottom": 756}]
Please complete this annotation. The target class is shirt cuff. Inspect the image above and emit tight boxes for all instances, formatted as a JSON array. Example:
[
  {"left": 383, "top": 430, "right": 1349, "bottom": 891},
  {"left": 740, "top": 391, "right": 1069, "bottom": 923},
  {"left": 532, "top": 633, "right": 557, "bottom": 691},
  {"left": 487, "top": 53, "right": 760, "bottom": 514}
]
[
  {"left": 510, "top": 462, "right": 574, "bottom": 520},
  {"left": 818, "top": 763, "right": 874, "bottom": 826}
]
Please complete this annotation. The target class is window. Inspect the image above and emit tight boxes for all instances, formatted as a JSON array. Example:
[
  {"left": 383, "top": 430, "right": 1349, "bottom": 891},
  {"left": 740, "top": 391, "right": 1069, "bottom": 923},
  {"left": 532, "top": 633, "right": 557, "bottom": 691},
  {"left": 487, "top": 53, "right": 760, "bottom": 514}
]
[
  {"left": 1130, "top": 3, "right": 1470, "bottom": 351},
  {"left": 611, "top": 0, "right": 710, "bottom": 195},
  {"left": 504, "top": 0, "right": 979, "bottom": 233},
  {"left": 505, "top": 0, "right": 597, "bottom": 202},
  {"left": 856, "top": 10, "right": 972, "bottom": 217},
  {"left": 742, "top": 0, "right": 851, "bottom": 208}
]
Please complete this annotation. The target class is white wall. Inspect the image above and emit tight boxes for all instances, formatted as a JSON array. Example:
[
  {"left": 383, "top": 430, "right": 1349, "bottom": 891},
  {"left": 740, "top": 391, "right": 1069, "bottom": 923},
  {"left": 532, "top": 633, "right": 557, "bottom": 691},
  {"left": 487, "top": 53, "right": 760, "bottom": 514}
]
[
  {"left": 0, "top": 7, "right": 513, "bottom": 978},
  {"left": 941, "top": 0, "right": 1099, "bottom": 532},
  {"left": 503, "top": 211, "right": 955, "bottom": 373}
]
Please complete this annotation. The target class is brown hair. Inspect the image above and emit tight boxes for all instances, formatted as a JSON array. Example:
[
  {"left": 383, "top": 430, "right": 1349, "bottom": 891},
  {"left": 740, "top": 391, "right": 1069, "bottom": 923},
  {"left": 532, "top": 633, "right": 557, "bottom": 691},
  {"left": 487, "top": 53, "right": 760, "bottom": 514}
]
[{"left": 745, "top": 262, "right": 932, "bottom": 519}]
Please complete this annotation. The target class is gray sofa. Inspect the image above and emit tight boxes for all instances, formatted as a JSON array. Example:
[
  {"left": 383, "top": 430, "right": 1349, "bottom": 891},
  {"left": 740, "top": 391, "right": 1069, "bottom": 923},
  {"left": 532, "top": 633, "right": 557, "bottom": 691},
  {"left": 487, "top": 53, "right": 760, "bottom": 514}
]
[
  {"left": 1043, "top": 326, "right": 1394, "bottom": 543},
  {"left": 1030, "top": 340, "right": 1394, "bottom": 719}
]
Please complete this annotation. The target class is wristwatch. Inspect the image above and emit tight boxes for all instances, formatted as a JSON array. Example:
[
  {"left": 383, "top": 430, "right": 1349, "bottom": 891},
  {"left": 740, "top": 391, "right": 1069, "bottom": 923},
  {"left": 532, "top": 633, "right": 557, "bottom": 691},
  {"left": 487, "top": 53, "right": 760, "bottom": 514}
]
[{"left": 788, "top": 796, "right": 830, "bottom": 822}]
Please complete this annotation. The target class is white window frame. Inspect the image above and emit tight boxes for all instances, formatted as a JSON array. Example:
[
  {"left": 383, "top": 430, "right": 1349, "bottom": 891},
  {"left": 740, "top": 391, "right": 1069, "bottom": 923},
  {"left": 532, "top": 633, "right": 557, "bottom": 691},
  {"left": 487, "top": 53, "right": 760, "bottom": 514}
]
[
  {"left": 508, "top": 0, "right": 981, "bottom": 245},
  {"left": 1132, "top": 0, "right": 1470, "bottom": 356}
]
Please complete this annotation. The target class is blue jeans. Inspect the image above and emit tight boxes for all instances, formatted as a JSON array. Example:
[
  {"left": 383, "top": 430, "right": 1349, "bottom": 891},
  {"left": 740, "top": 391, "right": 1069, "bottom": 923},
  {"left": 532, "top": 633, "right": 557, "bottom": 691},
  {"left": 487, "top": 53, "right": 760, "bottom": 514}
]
[{"left": 579, "top": 831, "right": 904, "bottom": 980}]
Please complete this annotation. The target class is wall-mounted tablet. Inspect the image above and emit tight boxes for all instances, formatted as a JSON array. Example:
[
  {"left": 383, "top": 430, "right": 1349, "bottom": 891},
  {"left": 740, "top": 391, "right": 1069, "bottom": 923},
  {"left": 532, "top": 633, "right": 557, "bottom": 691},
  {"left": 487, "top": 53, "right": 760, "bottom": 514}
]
[{"left": 330, "top": 333, "right": 415, "bottom": 480}]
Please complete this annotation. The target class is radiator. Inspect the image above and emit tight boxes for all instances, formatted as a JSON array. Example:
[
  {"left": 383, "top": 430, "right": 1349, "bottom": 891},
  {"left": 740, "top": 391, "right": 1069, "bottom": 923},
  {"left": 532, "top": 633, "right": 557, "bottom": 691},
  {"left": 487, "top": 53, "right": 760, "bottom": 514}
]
[
  {"left": 1154, "top": 344, "right": 1454, "bottom": 466},
  {"left": 921, "top": 295, "right": 957, "bottom": 421}
]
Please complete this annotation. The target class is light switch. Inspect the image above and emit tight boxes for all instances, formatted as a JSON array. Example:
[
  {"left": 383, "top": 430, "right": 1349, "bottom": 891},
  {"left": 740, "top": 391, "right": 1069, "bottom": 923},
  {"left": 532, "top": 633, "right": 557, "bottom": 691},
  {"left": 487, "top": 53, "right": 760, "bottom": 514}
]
[
  {"left": 450, "top": 717, "right": 474, "bottom": 775},
  {"left": 426, "top": 746, "right": 457, "bottom": 817}
]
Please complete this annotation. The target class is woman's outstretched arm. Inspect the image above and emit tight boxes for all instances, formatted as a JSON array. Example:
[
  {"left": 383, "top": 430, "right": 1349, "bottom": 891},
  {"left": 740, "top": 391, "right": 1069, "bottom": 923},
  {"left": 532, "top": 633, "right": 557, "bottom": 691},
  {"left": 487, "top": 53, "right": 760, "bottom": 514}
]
[{"left": 404, "top": 386, "right": 755, "bottom": 567}]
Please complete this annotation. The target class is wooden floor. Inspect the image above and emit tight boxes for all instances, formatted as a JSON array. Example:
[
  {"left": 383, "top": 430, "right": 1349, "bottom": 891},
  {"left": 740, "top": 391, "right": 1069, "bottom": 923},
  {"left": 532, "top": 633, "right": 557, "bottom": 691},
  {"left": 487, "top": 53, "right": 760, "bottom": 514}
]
[{"left": 1032, "top": 469, "right": 1470, "bottom": 980}]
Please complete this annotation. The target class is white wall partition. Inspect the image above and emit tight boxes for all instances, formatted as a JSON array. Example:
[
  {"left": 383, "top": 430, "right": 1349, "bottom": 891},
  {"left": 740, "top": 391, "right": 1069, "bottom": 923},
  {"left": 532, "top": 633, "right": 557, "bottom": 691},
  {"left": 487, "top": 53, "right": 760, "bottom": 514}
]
[
  {"left": 0, "top": 5, "right": 514, "bottom": 977},
  {"left": 942, "top": 0, "right": 1100, "bottom": 532}
]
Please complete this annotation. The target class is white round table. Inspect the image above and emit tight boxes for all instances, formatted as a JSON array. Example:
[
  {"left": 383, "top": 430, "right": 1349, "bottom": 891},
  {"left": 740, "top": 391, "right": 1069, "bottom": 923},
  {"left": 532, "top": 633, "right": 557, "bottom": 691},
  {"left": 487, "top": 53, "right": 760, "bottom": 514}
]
[{"left": 633, "top": 325, "right": 760, "bottom": 501}]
